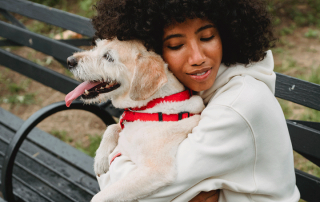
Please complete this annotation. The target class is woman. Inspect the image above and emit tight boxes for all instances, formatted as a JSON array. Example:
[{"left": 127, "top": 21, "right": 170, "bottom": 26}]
[{"left": 92, "top": 0, "right": 300, "bottom": 201}]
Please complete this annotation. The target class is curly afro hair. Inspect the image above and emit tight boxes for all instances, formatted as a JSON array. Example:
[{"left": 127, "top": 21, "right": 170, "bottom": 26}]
[{"left": 92, "top": 0, "right": 276, "bottom": 66}]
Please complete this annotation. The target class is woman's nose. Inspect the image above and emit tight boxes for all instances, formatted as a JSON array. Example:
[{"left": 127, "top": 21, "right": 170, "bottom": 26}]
[{"left": 188, "top": 42, "right": 205, "bottom": 66}]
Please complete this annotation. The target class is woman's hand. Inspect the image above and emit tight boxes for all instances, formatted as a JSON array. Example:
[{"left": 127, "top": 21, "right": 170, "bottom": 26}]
[{"left": 189, "top": 190, "right": 219, "bottom": 202}]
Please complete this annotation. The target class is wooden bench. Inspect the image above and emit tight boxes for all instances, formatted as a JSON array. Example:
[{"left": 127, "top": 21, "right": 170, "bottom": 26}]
[
  {"left": 0, "top": 0, "right": 320, "bottom": 201},
  {"left": 0, "top": 0, "right": 123, "bottom": 201}
]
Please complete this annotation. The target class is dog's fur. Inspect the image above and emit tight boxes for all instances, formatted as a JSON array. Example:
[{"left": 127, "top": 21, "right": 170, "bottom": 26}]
[{"left": 68, "top": 39, "right": 205, "bottom": 202}]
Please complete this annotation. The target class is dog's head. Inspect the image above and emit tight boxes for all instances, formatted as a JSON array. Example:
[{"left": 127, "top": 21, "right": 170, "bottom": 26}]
[{"left": 65, "top": 39, "right": 168, "bottom": 107}]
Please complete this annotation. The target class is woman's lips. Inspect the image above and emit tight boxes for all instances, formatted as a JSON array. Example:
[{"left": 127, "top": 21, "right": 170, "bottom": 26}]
[{"left": 187, "top": 67, "right": 212, "bottom": 81}]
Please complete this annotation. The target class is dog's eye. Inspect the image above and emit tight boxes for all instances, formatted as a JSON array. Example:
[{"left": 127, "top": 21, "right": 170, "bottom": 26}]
[{"left": 103, "top": 52, "right": 114, "bottom": 62}]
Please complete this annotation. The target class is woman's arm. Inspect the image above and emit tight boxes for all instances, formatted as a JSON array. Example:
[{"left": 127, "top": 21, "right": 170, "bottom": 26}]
[{"left": 139, "top": 104, "right": 256, "bottom": 201}]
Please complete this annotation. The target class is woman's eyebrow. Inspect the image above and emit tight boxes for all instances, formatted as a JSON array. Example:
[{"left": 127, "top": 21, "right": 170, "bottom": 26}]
[
  {"left": 163, "top": 34, "right": 184, "bottom": 42},
  {"left": 195, "top": 24, "right": 214, "bottom": 34},
  {"left": 163, "top": 24, "right": 214, "bottom": 42}
]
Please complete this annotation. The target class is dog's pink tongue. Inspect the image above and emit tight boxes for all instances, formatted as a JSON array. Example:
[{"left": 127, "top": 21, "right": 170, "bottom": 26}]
[{"left": 65, "top": 81, "right": 100, "bottom": 107}]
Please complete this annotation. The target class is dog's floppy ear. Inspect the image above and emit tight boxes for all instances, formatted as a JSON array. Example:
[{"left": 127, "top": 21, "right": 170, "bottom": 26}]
[{"left": 129, "top": 52, "right": 168, "bottom": 101}]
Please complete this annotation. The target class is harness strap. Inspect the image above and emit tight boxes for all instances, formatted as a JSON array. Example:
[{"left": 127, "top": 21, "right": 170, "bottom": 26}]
[
  {"left": 120, "top": 111, "right": 196, "bottom": 129},
  {"left": 128, "top": 89, "right": 192, "bottom": 111},
  {"left": 109, "top": 152, "right": 122, "bottom": 165},
  {"left": 120, "top": 89, "right": 196, "bottom": 129}
]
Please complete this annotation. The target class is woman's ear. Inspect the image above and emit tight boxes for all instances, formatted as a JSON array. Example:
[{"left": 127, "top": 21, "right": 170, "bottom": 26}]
[{"left": 129, "top": 52, "right": 168, "bottom": 101}]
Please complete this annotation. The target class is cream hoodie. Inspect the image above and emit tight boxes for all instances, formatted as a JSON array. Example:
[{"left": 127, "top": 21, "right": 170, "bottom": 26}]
[{"left": 97, "top": 50, "right": 300, "bottom": 202}]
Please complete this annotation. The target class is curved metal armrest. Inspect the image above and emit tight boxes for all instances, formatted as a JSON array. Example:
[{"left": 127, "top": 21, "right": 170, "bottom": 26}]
[
  {"left": 1, "top": 100, "right": 116, "bottom": 202},
  {"left": 0, "top": 197, "right": 8, "bottom": 202}
]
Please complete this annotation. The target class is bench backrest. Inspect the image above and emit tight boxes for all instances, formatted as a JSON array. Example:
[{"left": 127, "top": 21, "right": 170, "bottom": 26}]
[
  {"left": 0, "top": 0, "right": 122, "bottom": 117},
  {"left": 1, "top": 0, "right": 320, "bottom": 201},
  {"left": 275, "top": 73, "right": 320, "bottom": 201}
]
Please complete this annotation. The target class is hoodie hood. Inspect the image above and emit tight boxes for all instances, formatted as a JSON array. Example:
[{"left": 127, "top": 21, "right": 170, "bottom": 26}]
[{"left": 199, "top": 50, "right": 275, "bottom": 104}]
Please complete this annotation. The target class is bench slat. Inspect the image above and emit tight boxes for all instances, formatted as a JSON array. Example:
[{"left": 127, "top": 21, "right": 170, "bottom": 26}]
[
  {"left": 0, "top": 21, "right": 80, "bottom": 63},
  {"left": 0, "top": 39, "right": 20, "bottom": 46},
  {"left": 290, "top": 120, "right": 320, "bottom": 131},
  {"left": 0, "top": 109, "right": 100, "bottom": 202},
  {"left": 0, "top": 136, "right": 95, "bottom": 202},
  {"left": 0, "top": 39, "right": 92, "bottom": 47},
  {"left": 0, "top": 126, "right": 98, "bottom": 192},
  {"left": 1, "top": 152, "right": 75, "bottom": 202},
  {"left": 0, "top": 8, "right": 26, "bottom": 29},
  {"left": 12, "top": 173, "right": 55, "bottom": 202},
  {"left": 296, "top": 169, "right": 320, "bottom": 202},
  {"left": 275, "top": 73, "right": 320, "bottom": 111},
  {"left": 288, "top": 120, "right": 320, "bottom": 167},
  {"left": 0, "top": 0, "right": 95, "bottom": 37},
  {"left": 0, "top": 108, "right": 96, "bottom": 178},
  {"left": 0, "top": 48, "right": 79, "bottom": 95},
  {"left": 5, "top": 172, "right": 50, "bottom": 202}
]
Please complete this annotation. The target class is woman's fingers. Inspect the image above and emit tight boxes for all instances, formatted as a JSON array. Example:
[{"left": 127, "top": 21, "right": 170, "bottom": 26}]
[{"left": 189, "top": 190, "right": 219, "bottom": 202}]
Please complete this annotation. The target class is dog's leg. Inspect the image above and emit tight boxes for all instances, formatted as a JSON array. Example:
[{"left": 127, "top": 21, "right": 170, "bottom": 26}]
[
  {"left": 91, "top": 157, "right": 176, "bottom": 202},
  {"left": 94, "top": 124, "right": 121, "bottom": 176}
]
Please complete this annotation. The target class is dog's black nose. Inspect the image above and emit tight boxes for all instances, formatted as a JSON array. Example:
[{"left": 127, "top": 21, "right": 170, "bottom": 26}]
[{"left": 67, "top": 56, "right": 78, "bottom": 69}]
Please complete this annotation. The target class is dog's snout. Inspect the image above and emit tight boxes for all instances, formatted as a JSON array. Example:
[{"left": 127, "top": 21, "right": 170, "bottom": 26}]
[{"left": 67, "top": 56, "right": 78, "bottom": 69}]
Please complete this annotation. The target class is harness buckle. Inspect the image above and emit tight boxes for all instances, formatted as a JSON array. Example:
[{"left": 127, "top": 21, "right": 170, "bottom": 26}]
[
  {"left": 178, "top": 112, "right": 190, "bottom": 120},
  {"left": 158, "top": 112, "right": 163, "bottom": 121}
]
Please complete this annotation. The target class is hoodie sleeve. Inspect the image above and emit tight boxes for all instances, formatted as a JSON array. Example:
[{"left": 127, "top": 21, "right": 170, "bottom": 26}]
[{"left": 140, "top": 103, "right": 257, "bottom": 201}]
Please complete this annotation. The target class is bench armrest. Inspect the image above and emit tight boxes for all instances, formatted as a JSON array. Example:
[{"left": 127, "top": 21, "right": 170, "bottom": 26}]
[
  {"left": 0, "top": 197, "right": 7, "bottom": 202},
  {"left": 1, "top": 100, "right": 116, "bottom": 202}
]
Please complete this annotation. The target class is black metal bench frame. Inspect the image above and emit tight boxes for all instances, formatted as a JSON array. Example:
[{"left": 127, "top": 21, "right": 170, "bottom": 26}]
[
  {"left": 0, "top": 0, "right": 122, "bottom": 201},
  {"left": 0, "top": 0, "right": 320, "bottom": 201}
]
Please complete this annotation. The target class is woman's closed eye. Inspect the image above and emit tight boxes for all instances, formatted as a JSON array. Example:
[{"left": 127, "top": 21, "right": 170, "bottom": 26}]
[
  {"left": 200, "top": 35, "right": 215, "bottom": 42},
  {"left": 167, "top": 44, "right": 183, "bottom": 50}
]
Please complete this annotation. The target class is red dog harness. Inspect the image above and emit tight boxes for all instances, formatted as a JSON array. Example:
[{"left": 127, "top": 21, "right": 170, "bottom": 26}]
[
  {"left": 110, "top": 89, "right": 198, "bottom": 165},
  {"left": 119, "top": 89, "right": 197, "bottom": 129}
]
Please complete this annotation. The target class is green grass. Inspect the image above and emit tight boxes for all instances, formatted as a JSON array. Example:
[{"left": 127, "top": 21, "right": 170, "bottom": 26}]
[
  {"left": 29, "top": 0, "right": 62, "bottom": 7},
  {"left": 76, "top": 134, "right": 102, "bottom": 157},
  {"left": 64, "top": 69, "right": 74, "bottom": 77},
  {"left": 277, "top": 38, "right": 296, "bottom": 49},
  {"left": 51, "top": 130, "right": 73, "bottom": 143},
  {"left": 274, "top": 57, "right": 299, "bottom": 74},
  {"left": 272, "top": 47, "right": 285, "bottom": 54},
  {"left": 78, "top": 0, "right": 98, "bottom": 18},
  {"left": 279, "top": 25, "right": 296, "bottom": 36},
  {"left": 0, "top": 71, "right": 36, "bottom": 105},
  {"left": 26, "top": 20, "right": 64, "bottom": 38},
  {"left": 295, "top": 152, "right": 320, "bottom": 178},
  {"left": 297, "top": 65, "right": 320, "bottom": 84},
  {"left": 268, "top": 0, "right": 320, "bottom": 27},
  {"left": 308, "top": 71, "right": 320, "bottom": 84},
  {"left": 304, "top": 29, "right": 320, "bottom": 38},
  {"left": 277, "top": 99, "right": 293, "bottom": 119},
  {"left": 8, "top": 83, "right": 24, "bottom": 93},
  {"left": 50, "top": 130, "right": 102, "bottom": 157},
  {"left": 301, "top": 109, "right": 320, "bottom": 122},
  {"left": 2, "top": 93, "right": 36, "bottom": 105}
]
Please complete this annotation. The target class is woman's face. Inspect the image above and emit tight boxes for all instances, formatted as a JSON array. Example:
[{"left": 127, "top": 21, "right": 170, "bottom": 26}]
[{"left": 162, "top": 18, "right": 223, "bottom": 92}]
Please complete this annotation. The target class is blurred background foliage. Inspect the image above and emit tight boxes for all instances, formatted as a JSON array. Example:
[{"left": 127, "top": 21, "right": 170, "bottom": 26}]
[{"left": 268, "top": 0, "right": 320, "bottom": 27}]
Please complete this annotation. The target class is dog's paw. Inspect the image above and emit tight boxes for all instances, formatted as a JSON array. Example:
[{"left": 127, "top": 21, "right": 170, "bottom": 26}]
[
  {"left": 91, "top": 192, "right": 106, "bottom": 202},
  {"left": 94, "top": 149, "right": 110, "bottom": 176},
  {"left": 91, "top": 191, "right": 121, "bottom": 202}
]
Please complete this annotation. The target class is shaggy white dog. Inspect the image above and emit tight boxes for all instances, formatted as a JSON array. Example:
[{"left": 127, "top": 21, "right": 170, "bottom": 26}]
[{"left": 65, "top": 39, "right": 205, "bottom": 202}]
